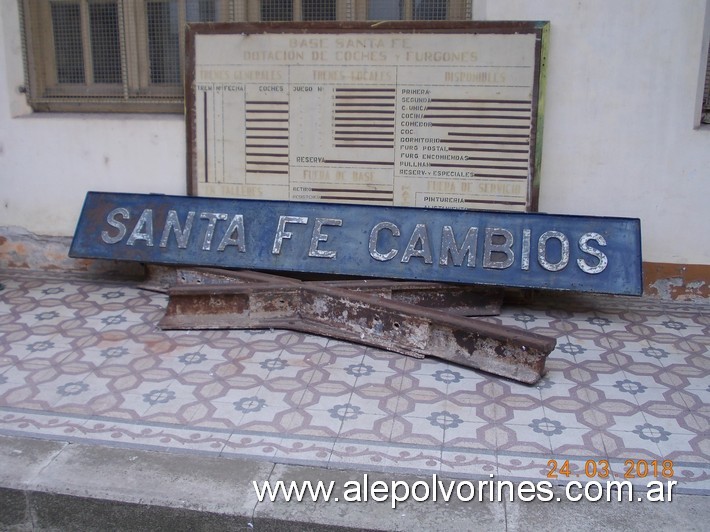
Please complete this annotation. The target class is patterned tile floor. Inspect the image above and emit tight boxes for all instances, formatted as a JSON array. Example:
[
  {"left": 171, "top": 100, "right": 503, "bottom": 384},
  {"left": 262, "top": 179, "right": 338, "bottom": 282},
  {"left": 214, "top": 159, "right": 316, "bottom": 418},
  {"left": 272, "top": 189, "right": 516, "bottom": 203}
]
[{"left": 0, "top": 269, "right": 708, "bottom": 494}]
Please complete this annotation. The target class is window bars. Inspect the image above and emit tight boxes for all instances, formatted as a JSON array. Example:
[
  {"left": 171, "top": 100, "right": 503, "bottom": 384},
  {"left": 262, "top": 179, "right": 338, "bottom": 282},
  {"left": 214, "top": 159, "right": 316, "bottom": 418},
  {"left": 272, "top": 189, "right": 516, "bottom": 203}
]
[{"left": 20, "top": 0, "right": 471, "bottom": 112}]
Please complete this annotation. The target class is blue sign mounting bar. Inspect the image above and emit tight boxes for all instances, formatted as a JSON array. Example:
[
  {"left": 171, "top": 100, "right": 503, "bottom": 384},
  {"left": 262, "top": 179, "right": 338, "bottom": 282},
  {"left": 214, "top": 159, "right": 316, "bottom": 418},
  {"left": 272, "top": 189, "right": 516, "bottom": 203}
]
[{"left": 70, "top": 192, "right": 642, "bottom": 295}]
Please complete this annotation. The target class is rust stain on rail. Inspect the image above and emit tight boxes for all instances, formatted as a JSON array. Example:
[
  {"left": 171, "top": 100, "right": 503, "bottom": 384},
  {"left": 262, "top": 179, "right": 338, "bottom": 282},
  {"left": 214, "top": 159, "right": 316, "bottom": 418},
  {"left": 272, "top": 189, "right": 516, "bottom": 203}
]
[{"left": 157, "top": 268, "right": 555, "bottom": 384}]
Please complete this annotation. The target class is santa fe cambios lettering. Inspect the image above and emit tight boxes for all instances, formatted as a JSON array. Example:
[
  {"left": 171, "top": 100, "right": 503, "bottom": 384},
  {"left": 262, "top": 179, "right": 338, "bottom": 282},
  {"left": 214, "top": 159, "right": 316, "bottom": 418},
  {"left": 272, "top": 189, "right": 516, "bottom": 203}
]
[{"left": 100, "top": 207, "right": 608, "bottom": 274}]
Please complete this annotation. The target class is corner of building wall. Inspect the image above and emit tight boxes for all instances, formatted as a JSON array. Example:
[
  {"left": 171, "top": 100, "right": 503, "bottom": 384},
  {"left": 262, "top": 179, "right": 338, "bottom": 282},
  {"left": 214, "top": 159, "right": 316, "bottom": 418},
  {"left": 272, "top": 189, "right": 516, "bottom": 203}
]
[{"left": 0, "top": 226, "right": 144, "bottom": 278}]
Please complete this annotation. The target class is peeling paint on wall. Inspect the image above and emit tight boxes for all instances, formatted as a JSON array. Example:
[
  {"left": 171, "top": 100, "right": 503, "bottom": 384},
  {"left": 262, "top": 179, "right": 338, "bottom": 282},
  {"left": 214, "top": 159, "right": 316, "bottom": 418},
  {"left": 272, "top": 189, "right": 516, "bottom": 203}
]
[
  {"left": 643, "top": 263, "right": 709, "bottom": 301},
  {"left": 0, "top": 226, "right": 143, "bottom": 277}
]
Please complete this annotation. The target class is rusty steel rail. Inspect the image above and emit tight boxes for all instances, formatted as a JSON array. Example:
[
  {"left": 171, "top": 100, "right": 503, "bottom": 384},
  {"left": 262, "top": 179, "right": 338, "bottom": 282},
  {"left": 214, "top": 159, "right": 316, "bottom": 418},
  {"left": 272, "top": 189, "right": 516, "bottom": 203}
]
[
  {"left": 142, "top": 265, "right": 503, "bottom": 316},
  {"left": 160, "top": 280, "right": 555, "bottom": 384}
]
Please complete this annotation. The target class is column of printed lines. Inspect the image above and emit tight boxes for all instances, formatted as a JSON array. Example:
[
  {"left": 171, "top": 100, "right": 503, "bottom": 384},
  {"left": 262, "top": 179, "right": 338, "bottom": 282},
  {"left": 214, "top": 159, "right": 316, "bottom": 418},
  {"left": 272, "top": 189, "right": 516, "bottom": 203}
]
[
  {"left": 245, "top": 99, "right": 290, "bottom": 190},
  {"left": 425, "top": 98, "right": 532, "bottom": 211},
  {"left": 323, "top": 87, "right": 395, "bottom": 204}
]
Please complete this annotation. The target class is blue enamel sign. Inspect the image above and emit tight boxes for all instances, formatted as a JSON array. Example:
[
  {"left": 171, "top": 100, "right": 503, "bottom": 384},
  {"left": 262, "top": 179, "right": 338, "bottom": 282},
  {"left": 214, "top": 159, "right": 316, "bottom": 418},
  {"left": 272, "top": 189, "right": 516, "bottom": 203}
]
[{"left": 70, "top": 192, "right": 642, "bottom": 295}]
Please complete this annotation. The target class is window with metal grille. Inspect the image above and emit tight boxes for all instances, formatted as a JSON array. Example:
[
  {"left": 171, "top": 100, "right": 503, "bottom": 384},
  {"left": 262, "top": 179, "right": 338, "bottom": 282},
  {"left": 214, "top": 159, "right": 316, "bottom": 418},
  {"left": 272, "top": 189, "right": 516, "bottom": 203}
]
[
  {"left": 366, "top": 0, "right": 467, "bottom": 21},
  {"left": 20, "top": 0, "right": 471, "bottom": 112}
]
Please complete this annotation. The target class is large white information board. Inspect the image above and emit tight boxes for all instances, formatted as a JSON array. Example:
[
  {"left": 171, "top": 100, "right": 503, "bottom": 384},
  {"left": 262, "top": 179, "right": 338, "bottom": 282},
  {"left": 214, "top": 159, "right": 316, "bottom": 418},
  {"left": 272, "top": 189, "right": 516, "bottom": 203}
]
[{"left": 187, "top": 22, "right": 548, "bottom": 212}]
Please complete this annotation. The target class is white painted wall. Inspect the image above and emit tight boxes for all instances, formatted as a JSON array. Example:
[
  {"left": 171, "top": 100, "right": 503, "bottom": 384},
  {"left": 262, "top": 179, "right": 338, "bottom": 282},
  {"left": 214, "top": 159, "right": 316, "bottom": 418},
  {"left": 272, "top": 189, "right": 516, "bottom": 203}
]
[
  {"left": 1, "top": 0, "right": 709, "bottom": 264},
  {"left": 0, "top": 2, "right": 186, "bottom": 238},
  {"left": 477, "top": 0, "right": 710, "bottom": 265}
]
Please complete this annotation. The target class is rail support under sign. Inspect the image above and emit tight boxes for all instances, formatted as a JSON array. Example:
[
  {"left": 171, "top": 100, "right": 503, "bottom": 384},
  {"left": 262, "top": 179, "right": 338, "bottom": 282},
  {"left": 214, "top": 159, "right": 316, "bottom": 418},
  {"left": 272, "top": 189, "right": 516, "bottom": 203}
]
[
  {"left": 158, "top": 268, "right": 555, "bottom": 384},
  {"left": 140, "top": 265, "right": 504, "bottom": 317}
]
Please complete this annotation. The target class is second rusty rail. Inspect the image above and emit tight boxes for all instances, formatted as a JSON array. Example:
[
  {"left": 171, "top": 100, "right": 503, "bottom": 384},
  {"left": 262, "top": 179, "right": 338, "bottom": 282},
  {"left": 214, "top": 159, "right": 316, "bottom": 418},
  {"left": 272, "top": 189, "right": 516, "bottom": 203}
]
[{"left": 159, "top": 269, "right": 555, "bottom": 384}]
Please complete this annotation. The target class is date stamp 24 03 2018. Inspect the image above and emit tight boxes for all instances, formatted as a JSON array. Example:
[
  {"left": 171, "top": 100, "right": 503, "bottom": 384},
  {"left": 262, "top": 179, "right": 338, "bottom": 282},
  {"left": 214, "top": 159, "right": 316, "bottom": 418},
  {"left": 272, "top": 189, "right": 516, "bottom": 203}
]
[{"left": 547, "top": 459, "right": 675, "bottom": 480}]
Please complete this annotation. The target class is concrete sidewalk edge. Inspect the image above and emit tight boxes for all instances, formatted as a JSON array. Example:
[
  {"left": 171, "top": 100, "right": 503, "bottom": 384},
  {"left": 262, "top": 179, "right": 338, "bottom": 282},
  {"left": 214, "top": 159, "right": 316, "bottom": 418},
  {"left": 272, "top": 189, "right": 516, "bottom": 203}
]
[{"left": 0, "top": 434, "right": 707, "bottom": 531}]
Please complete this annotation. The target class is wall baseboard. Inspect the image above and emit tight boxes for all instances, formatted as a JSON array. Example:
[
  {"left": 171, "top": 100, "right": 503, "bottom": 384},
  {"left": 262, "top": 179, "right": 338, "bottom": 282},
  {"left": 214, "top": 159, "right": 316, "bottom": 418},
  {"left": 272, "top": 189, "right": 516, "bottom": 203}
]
[
  {"left": 0, "top": 226, "right": 143, "bottom": 278},
  {"left": 643, "top": 262, "right": 709, "bottom": 300}
]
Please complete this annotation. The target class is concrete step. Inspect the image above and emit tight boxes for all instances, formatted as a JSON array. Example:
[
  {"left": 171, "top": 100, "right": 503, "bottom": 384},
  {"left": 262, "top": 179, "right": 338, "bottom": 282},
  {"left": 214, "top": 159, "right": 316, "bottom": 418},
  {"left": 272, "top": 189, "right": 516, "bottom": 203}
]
[{"left": 1, "top": 434, "right": 708, "bottom": 531}]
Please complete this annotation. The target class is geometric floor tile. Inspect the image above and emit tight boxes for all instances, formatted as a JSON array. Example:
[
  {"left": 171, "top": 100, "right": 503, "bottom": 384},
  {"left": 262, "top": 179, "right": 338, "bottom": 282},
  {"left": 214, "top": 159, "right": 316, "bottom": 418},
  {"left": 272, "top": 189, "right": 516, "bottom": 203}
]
[{"left": 0, "top": 269, "right": 708, "bottom": 493}]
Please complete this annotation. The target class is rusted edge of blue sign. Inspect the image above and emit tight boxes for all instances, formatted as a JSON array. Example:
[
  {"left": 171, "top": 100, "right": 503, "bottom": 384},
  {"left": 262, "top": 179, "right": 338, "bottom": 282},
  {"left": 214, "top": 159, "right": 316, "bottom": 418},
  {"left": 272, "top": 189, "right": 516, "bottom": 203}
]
[{"left": 69, "top": 192, "right": 642, "bottom": 295}]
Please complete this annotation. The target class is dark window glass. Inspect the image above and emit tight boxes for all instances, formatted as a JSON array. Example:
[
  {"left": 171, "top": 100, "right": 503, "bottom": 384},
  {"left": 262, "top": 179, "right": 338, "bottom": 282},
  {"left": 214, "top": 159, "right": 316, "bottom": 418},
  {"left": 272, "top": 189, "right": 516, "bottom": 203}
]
[
  {"left": 147, "top": 1, "right": 181, "bottom": 84},
  {"left": 89, "top": 1, "right": 122, "bottom": 84},
  {"left": 414, "top": 0, "right": 447, "bottom": 20},
  {"left": 51, "top": 2, "right": 85, "bottom": 83},
  {"left": 368, "top": 0, "right": 403, "bottom": 20},
  {"left": 303, "top": 0, "right": 336, "bottom": 21},
  {"left": 187, "top": 0, "right": 217, "bottom": 22},
  {"left": 261, "top": 0, "right": 293, "bottom": 21}
]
